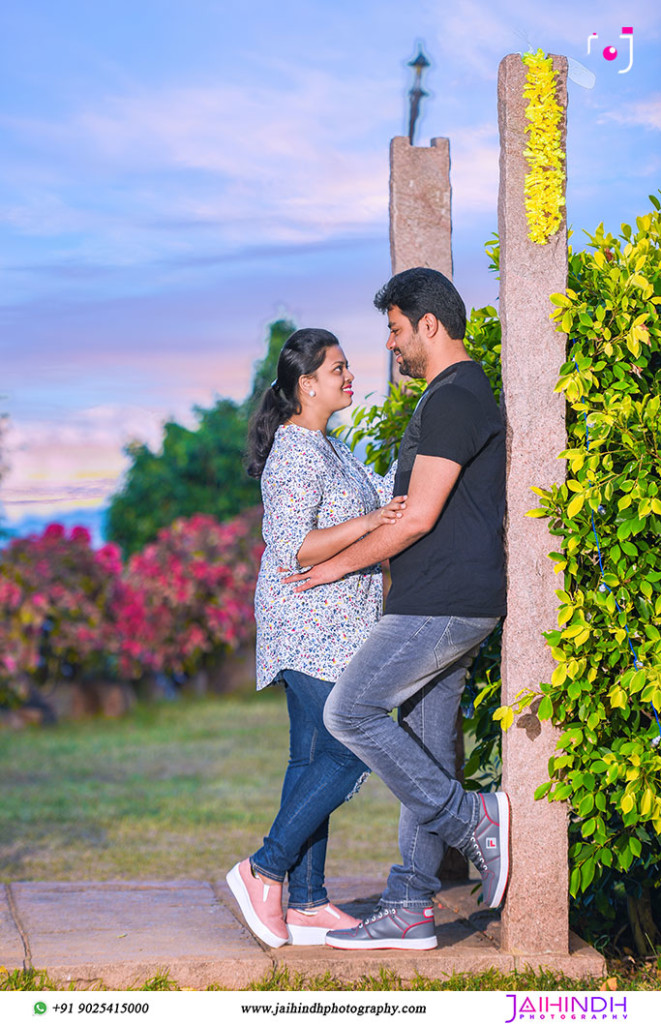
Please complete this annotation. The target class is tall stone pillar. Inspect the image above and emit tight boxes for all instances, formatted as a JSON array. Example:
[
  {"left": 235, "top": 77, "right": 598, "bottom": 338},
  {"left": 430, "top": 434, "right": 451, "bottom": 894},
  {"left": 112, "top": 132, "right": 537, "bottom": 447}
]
[
  {"left": 498, "top": 54, "right": 569, "bottom": 954},
  {"left": 388, "top": 136, "right": 452, "bottom": 385}
]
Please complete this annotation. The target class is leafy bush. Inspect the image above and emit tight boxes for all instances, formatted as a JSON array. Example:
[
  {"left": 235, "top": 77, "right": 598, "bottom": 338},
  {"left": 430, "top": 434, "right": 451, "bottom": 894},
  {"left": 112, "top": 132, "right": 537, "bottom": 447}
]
[{"left": 516, "top": 197, "right": 661, "bottom": 954}]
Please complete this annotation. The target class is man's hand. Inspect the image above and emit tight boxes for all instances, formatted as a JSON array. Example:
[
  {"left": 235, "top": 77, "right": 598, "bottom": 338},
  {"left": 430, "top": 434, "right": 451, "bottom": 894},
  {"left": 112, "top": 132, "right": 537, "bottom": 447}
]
[
  {"left": 281, "top": 455, "right": 462, "bottom": 592},
  {"left": 281, "top": 561, "right": 346, "bottom": 592}
]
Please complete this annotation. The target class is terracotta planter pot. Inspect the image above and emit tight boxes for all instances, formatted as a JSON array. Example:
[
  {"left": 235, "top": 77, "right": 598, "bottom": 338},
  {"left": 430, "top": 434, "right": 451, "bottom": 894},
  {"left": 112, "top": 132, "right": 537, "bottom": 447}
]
[{"left": 42, "top": 679, "right": 136, "bottom": 721}]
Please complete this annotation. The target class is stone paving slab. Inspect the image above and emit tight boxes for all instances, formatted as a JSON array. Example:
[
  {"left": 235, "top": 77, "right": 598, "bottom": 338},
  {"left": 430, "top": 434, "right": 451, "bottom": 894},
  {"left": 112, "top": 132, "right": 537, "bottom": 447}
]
[
  {"left": 1, "top": 878, "right": 603, "bottom": 988},
  {"left": 437, "top": 880, "right": 501, "bottom": 945},
  {"left": 9, "top": 881, "right": 270, "bottom": 988},
  {"left": 0, "top": 885, "right": 25, "bottom": 970}
]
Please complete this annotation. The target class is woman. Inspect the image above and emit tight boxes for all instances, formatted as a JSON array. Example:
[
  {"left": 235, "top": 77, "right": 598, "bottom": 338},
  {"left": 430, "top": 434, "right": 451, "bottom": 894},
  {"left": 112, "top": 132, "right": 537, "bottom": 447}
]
[{"left": 226, "top": 328, "right": 404, "bottom": 947}]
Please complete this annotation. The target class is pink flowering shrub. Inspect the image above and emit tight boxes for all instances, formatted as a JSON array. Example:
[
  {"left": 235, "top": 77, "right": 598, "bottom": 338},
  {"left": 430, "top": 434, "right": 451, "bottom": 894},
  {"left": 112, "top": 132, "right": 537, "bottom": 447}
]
[
  {"left": 0, "top": 524, "right": 124, "bottom": 675},
  {"left": 0, "top": 524, "right": 125, "bottom": 702},
  {"left": 122, "top": 509, "right": 263, "bottom": 677},
  {"left": 0, "top": 575, "right": 44, "bottom": 704},
  {"left": 0, "top": 509, "right": 264, "bottom": 701}
]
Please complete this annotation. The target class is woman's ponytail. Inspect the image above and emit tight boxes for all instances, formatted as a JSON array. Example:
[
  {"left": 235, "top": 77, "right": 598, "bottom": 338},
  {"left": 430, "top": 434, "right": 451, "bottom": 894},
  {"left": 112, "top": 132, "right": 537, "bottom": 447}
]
[{"left": 246, "top": 384, "right": 297, "bottom": 478}]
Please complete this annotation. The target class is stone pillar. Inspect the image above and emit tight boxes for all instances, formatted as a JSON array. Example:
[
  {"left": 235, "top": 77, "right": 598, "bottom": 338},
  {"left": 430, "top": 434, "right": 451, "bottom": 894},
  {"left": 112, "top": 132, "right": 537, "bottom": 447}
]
[
  {"left": 498, "top": 54, "right": 569, "bottom": 954},
  {"left": 388, "top": 136, "right": 452, "bottom": 385}
]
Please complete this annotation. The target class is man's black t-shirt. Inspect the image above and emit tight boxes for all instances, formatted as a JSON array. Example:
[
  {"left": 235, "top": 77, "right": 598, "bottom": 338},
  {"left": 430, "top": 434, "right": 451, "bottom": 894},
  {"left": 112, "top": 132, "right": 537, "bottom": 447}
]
[{"left": 385, "top": 360, "right": 506, "bottom": 618}]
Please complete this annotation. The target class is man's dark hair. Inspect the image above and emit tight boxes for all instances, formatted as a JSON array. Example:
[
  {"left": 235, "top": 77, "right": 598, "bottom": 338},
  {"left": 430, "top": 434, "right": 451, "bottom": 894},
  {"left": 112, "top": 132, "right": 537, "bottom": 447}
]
[{"left": 373, "top": 267, "right": 466, "bottom": 340}]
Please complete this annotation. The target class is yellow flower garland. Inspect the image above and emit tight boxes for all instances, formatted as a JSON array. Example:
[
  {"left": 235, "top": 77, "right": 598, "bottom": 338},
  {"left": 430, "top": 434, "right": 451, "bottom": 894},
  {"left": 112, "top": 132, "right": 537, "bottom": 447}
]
[{"left": 522, "top": 49, "right": 566, "bottom": 245}]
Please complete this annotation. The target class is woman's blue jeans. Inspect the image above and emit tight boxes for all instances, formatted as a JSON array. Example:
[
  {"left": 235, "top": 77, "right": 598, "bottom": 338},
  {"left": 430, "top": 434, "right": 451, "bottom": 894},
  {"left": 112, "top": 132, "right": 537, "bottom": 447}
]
[{"left": 251, "top": 669, "right": 369, "bottom": 910}]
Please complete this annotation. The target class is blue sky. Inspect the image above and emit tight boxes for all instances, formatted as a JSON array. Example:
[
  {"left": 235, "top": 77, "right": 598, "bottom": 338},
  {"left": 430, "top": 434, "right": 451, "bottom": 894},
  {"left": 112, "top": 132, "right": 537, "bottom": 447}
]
[{"left": 1, "top": 0, "right": 659, "bottom": 537}]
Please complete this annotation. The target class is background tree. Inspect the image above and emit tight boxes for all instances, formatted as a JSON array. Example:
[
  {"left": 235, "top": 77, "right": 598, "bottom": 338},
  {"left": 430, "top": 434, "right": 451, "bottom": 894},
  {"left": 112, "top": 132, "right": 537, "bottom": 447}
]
[
  {"left": 106, "top": 400, "right": 259, "bottom": 557},
  {"left": 107, "top": 318, "right": 295, "bottom": 556},
  {"left": 244, "top": 317, "right": 297, "bottom": 416}
]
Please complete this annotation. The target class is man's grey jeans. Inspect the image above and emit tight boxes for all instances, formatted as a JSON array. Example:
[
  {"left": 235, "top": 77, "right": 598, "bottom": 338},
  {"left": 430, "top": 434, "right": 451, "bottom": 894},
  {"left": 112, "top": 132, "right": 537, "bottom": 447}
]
[{"left": 323, "top": 613, "right": 500, "bottom": 907}]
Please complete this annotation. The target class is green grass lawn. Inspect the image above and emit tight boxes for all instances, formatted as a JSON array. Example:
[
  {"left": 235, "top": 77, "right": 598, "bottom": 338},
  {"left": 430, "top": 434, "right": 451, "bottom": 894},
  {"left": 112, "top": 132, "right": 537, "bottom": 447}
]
[
  {"left": 0, "top": 691, "right": 400, "bottom": 884},
  {"left": 2, "top": 697, "right": 660, "bottom": 991}
]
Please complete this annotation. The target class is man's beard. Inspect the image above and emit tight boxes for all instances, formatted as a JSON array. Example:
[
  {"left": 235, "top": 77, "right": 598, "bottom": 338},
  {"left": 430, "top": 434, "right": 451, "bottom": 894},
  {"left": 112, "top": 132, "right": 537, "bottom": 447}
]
[{"left": 399, "top": 353, "right": 426, "bottom": 378}]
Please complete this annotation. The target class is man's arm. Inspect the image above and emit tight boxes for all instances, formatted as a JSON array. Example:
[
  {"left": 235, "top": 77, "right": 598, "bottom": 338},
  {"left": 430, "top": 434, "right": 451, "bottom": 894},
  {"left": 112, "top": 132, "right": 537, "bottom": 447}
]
[{"left": 282, "top": 454, "right": 462, "bottom": 591}]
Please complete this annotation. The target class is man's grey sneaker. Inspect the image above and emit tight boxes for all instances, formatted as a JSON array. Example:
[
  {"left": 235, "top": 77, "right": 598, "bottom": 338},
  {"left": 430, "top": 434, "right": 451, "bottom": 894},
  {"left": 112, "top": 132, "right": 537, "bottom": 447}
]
[
  {"left": 325, "top": 905, "right": 437, "bottom": 950},
  {"left": 464, "top": 791, "right": 511, "bottom": 908}
]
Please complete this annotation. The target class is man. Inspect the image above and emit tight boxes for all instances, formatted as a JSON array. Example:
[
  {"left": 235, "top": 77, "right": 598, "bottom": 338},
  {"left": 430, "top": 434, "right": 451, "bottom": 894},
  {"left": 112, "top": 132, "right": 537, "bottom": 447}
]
[{"left": 285, "top": 267, "right": 510, "bottom": 950}]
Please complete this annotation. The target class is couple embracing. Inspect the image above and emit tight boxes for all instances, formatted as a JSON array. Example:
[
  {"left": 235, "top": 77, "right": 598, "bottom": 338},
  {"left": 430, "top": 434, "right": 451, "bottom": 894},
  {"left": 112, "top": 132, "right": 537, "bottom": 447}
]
[{"left": 227, "top": 267, "right": 510, "bottom": 951}]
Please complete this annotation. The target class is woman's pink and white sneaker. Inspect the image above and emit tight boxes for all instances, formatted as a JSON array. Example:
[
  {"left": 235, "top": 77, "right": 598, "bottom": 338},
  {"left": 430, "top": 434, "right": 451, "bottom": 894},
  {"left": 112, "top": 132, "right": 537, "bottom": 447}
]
[
  {"left": 286, "top": 903, "right": 361, "bottom": 945},
  {"left": 226, "top": 859, "right": 288, "bottom": 948}
]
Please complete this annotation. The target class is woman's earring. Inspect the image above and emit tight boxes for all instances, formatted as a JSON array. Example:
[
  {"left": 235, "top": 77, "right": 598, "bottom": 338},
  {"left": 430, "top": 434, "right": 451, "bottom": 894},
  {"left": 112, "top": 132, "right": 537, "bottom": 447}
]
[{"left": 308, "top": 389, "right": 316, "bottom": 397}]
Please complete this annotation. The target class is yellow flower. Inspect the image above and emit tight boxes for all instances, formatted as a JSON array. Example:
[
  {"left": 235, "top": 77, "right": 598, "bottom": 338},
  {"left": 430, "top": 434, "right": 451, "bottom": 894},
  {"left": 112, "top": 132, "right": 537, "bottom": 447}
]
[{"left": 521, "top": 50, "right": 566, "bottom": 244}]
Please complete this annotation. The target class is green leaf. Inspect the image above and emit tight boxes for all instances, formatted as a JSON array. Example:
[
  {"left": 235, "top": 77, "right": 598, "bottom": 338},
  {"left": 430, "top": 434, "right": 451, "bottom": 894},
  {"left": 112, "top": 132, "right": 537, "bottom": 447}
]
[
  {"left": 580, "top": 856, "right": 596, "bottom": 890},
  {"left": 640, "top": 788, "right": 653, "bottom": 816},
  {"left": 620, "top": 792, "right": 635, "bottom": 814},
  {"left": 569, "top": 866, "right": 581, "bottom": 898},
  {"left": 563, "top": 623, "right": 588, "bottom": 639},
  {"left": 599, "top": 847, "right": 613, "bottom": 867},
  {"left": 493, "top": 705, "right": 514, "bottom": 731},
  {"left": 609, "top": 687, "right": 627, "bottom": 710},
  {"left": 550, "top": 292, "right": 573, "bottom": 307},
  {"left": 619, "top": 844, "right": 634, "bottom": 871},
  {"left": 578, "top": 793, "right": 594, "bottom": 817}
]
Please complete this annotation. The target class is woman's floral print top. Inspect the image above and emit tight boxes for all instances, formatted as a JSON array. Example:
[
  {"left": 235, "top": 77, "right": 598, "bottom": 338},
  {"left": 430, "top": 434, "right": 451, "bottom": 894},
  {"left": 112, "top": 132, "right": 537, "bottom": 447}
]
[{"left": 255, "top": 423, "right": 395, "bottom": 690}]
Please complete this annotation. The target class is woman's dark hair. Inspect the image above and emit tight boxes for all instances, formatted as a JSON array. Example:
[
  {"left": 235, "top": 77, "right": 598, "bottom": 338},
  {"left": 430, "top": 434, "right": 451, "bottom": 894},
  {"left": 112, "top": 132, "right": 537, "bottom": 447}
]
[{"left": 246, "top": 328, "right": 340, "bottom": 477}]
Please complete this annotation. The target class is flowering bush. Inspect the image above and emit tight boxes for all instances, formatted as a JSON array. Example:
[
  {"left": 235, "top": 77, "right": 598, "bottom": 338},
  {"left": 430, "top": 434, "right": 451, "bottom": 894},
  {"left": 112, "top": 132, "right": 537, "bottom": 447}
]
[
  {"left": 121, "top": 509, "right": 263, "bottom": 678},
  {"left": 0, "top": 524, "right": 125, "bottom": 701},
  {"left": 0, "top": 508, "right": 264, "bottom": 699},
  {"left": 522, "top": 50, "right": 566, "bottom": 245},
  {"left": 0, "top": 576, "right": 44, "bottom": 705}
]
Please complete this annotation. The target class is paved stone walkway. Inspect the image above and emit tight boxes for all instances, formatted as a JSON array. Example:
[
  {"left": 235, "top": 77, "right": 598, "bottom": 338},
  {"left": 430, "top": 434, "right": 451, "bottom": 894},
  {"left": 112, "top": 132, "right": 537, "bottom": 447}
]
[{"left": 1, "top": 877, "right": 602, "bottom": 989}]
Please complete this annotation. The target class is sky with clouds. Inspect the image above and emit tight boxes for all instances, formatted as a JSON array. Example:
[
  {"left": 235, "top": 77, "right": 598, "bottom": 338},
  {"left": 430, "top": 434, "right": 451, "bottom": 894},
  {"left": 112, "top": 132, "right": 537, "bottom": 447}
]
[{"left": 1, "top": 0, "right": 659, "bottom": 539}]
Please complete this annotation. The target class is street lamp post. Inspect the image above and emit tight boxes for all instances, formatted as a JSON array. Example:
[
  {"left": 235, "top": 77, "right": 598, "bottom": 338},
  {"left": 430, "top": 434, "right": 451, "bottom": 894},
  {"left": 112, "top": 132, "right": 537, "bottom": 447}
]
[{"left": 407, "top": 47, "right": 430, "bottom": 145}]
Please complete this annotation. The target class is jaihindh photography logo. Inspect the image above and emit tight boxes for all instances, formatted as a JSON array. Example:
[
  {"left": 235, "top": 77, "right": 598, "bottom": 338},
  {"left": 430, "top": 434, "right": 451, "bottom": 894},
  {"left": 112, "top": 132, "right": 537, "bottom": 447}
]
[{"left": 504, "top": 993, "right": 629, "bottom": 1021}]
